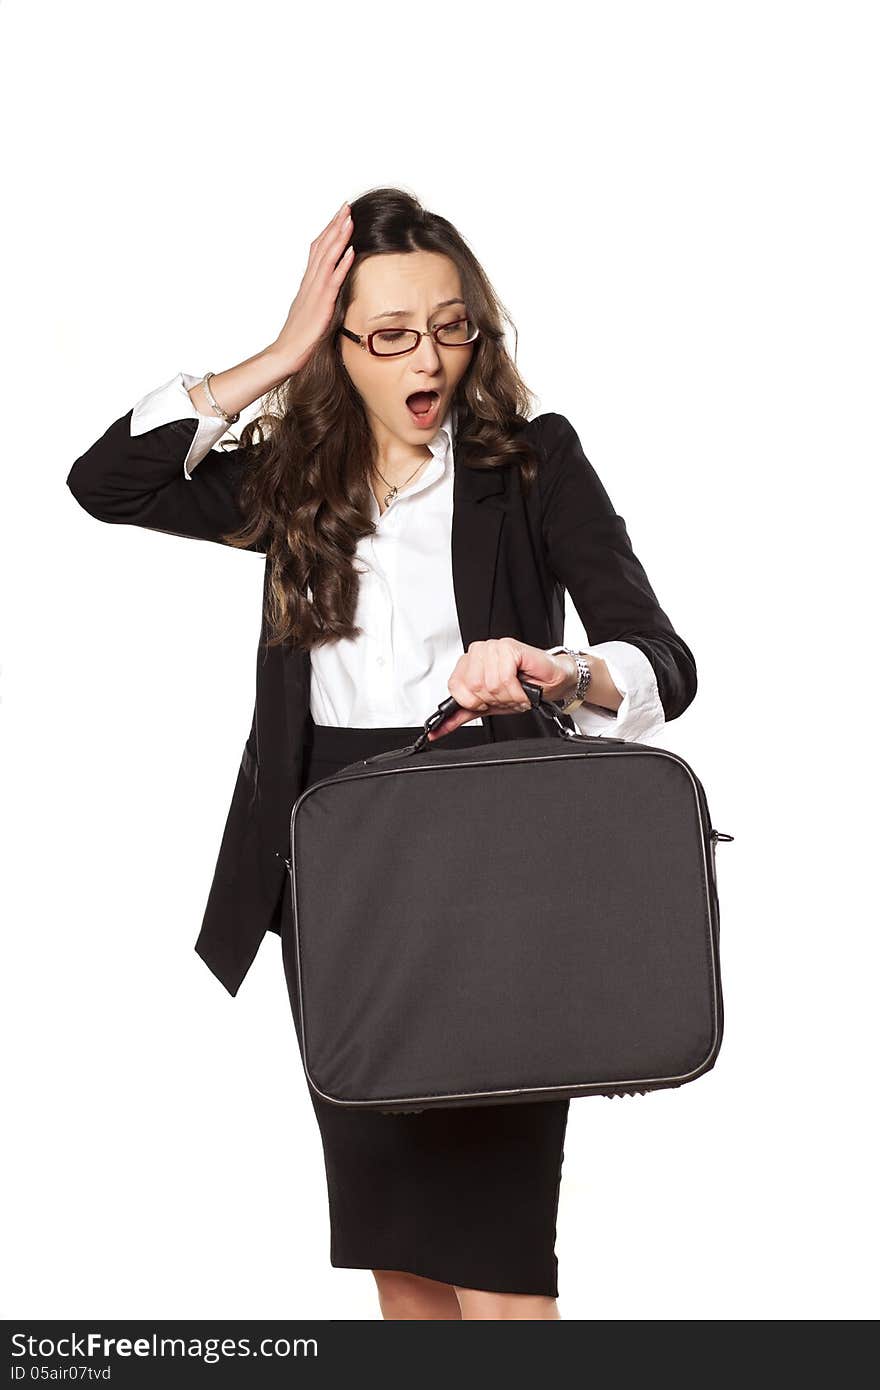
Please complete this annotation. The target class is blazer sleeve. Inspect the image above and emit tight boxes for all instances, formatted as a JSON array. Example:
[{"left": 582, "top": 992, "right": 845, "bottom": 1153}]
[
  {"left": 66, "top": 376, "right": 266, "bottom": 551},
  {"left": 537, "top": 412, "right": 698, "bottom": 723}
]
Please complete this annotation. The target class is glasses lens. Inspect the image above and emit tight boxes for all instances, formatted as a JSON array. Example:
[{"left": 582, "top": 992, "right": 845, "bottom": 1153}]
[
  {"left": 371, "top": 329, "right": 421, "bottom": 356},
  {"left": 435, "top": 317, "right": 478, "bottom": 345}
]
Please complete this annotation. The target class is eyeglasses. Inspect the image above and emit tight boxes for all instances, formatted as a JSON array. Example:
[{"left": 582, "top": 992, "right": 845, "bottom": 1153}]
[{"left": 338, "top": 316, "right": 480, "bottom": 358}]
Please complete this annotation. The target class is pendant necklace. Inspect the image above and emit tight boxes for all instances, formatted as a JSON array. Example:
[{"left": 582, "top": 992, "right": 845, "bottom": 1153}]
[{"left": 373, "top": 454, "right": 430, "bottom": 509}]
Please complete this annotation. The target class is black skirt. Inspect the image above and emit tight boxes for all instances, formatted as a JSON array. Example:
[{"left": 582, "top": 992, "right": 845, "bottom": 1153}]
[{"left": 280, "top": 721, "right": 570, "bottom": 1298}]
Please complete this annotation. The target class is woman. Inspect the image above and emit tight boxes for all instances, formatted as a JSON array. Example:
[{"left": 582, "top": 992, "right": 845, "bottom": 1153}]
[{"left": 67, "top": 186, "right": 697, "bottom": 1320}]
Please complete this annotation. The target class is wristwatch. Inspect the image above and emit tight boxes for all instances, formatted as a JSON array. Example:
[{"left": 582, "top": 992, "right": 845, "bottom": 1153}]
[{"left": 545, "top": 644, "right": 592, "bottom": 714}]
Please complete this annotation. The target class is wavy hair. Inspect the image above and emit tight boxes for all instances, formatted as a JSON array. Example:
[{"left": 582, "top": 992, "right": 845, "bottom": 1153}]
[{"left": 221, "top": 186, "right": 540, "bottom": 650}]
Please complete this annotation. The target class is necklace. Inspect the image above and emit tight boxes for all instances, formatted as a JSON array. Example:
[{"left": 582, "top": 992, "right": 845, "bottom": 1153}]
[{"left": 373, "top": 453, "right": 430, "bottom": 509}]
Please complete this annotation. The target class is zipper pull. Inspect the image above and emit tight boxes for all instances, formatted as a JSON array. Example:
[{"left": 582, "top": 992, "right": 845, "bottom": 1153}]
[{"left": 711, "top": 829, "right": 735, "bottom": 843}]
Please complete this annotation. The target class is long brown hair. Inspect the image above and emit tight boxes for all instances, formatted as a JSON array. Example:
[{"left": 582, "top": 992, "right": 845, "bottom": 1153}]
[{"left": 222, "top": 186, "right": 540, "bottom": 650}]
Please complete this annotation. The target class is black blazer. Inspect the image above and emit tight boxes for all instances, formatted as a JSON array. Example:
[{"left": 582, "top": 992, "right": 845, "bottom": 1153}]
[{"left": 67, "top": 409, "right": 697, "bottom": 997}]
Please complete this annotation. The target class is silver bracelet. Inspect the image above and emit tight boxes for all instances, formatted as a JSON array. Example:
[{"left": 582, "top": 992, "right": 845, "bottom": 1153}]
[{"left": 201, "top": 371, "right": 241, "bottom": 425}]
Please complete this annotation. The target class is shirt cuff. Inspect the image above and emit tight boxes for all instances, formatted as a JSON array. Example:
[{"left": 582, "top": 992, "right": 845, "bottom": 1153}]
[
  {"left": 130, "top": 370, "right": 233, "bottom": 480},
  {"left": 567, "top": 640, "right": 666, "bottom": 743}
]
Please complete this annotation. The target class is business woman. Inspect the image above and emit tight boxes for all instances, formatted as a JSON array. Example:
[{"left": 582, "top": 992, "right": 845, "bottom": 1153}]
[{"left": 67, "top": 186, "right": 697, "bottom": 1320}]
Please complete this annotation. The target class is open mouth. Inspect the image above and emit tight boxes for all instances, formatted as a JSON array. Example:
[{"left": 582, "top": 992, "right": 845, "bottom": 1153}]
[{"left": 405, "top": 389, "right": 441, "bottom": 427}]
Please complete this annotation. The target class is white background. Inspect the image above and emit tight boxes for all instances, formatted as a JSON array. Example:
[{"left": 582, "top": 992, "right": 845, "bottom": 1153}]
[{"left": 2, "top": 0, "right": 877, "bottom": 1321}]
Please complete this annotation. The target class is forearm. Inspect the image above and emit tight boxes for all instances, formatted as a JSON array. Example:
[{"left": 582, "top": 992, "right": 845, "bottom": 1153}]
[{"left": 186, "top": 345, "right": 294, "bottom": 421}]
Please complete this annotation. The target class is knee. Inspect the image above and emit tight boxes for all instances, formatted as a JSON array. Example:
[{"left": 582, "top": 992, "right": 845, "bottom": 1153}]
[
  {"left": 454, "top": 1285, "right": 561, "bottom": 1320},
  {"left": 373, "top": 1269, "right": 457, "bottom": 1319}
]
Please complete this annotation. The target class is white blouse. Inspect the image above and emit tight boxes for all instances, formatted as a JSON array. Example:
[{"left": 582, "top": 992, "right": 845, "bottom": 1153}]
[{"left": 130, "top": 371, "right": 666, "bottom": 742}]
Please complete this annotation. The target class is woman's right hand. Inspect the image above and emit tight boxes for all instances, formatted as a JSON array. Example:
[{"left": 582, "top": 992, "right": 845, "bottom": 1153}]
[{"left": 271, "top": 201, "right": 356, "bottom": 376}]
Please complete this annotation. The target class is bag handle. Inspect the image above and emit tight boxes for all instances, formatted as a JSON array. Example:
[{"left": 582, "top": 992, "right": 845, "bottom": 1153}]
[{"left": 410, "top": 674, "right": 578, "bottom": 752}]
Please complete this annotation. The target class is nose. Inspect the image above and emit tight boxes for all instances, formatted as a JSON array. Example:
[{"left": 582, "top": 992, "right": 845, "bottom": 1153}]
[{"left": 410, "top": 333, "right": 443, "bottom": 371}]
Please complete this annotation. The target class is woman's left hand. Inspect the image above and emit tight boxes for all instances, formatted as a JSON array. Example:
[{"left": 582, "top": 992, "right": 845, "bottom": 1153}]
[{"left": 428, "top": 638, "right": 577, "bottom": 739}]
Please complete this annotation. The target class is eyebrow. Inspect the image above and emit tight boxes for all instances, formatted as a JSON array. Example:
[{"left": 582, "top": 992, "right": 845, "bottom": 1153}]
[{"left": 367, "top": 298, "right": 466, "bottom": 324}]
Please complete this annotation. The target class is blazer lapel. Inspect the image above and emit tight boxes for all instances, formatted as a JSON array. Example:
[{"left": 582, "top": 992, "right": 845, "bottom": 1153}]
[
  {"left": 451, "top": 439, "right": 507, "bottom": 651},
  {"left": 278, "top": 569, "right": 313, "bottom": 772}
]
